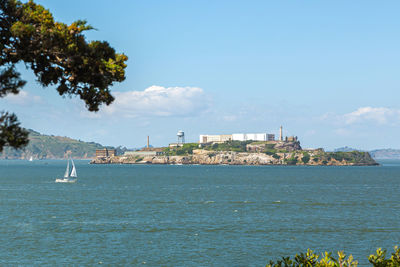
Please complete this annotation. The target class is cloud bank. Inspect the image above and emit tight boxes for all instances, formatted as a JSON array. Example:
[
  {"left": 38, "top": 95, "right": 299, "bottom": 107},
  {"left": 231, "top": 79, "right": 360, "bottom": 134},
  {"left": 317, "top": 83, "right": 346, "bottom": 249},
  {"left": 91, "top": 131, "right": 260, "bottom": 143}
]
[
  {"left": 322, "top": 106, "right": 400, "bottom": 126},
  {"left": 343, "top": 107, "right": 400, "bottom": 125},
  {"left": 86, "top": 85, "right": 210, "bottom": 118},
  {"left": 2, "top": 91, "right": 42, "bottom": 105}
]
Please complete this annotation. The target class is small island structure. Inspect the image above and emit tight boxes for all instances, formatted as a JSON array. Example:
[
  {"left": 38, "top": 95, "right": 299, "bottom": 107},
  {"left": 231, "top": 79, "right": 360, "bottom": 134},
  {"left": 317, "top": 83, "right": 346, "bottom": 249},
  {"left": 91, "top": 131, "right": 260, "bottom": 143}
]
[
  {"left": 95, "top": 148, "right": 116, "bottom": 158},
  {"left": 91, "top": 128, "right": 378, "bottom": 166}
]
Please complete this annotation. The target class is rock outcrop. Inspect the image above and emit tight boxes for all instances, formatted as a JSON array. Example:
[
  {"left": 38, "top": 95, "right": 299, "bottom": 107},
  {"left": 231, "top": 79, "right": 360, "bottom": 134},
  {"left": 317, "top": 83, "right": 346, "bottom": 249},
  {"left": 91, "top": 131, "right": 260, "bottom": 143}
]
[{"left": 91, "top": 149, "right": 378, "bottom": 166}]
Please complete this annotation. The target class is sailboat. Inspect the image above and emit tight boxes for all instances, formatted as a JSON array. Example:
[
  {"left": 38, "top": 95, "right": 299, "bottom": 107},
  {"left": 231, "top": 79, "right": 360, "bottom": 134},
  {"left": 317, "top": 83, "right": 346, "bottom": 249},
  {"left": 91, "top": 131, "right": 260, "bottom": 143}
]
[
  {"left": 29, "top": 156, "right": 33, "bottom": 162},
  {"left": 55, "top": 158, "right": 77, "bottom": 183}
]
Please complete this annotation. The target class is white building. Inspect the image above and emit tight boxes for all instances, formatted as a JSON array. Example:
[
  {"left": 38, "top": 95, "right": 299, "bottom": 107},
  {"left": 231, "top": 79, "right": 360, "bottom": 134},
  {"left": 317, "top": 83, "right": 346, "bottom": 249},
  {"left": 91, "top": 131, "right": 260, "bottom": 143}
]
[
  {"left": 199, "top": 134, "right": 232, "bottom": 144},
  {"left": 232, "top": 133, "right": 275, "bottom": 142},
  {"left": 199, "top": 133, "right": 275, "bottom": 143}
]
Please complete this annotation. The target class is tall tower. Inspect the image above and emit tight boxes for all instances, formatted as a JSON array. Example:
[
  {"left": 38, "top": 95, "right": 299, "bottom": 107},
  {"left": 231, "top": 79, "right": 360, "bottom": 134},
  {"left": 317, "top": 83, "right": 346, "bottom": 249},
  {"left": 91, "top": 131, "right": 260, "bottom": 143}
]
[
  {"left": 177, "top": 130, "right": 185, "bottom": 144},
  {"left": 279, "top": 126, "right": 283, "bottom": 141},
  {"left": 147, "top": 136, "right": 150, "bottom": 148}
]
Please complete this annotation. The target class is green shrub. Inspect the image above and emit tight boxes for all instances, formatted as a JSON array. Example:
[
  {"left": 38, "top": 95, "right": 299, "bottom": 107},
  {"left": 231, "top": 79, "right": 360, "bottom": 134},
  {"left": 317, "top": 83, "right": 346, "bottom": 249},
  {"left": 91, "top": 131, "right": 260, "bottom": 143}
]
[
  {"left": 267, "top": 246, "right": 400, "bottom": 267},
  {"left": 267, "top": 248, "right": 357, "bottom": 267},
  {"left": 176, "top": 149, "right": 185, "bottom": 155},
  {"left": 203, "top": 141, "right": 252, "bottom": 152},
  {"left": 265, "top": 150, "right": 277, "bottom": 155},
  {"left": 164, "top": 143, "right": 198, "bottom": 156},
  {"left": 328, "top": 151, "right": 374, "bottom": 164},
  {"left": 302, "top": 152, "right": 310, "bottom": 164},
  {"left": 368, "top": 246, "right": 400, "bottom": 266},
  {"left": 266, "top": 144, "right": 275, "bottom": 150},
  {"left": 272, "top": 154, "right": 280, "bottom": 159},
  {"left": 285, "top": 156, "right": 298, "bottom": 165}
]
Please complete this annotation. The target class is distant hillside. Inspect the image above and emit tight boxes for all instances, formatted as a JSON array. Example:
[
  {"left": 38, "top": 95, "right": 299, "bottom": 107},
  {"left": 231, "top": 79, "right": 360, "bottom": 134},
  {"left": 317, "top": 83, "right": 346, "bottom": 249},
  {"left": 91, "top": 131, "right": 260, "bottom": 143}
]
[
  {"left": 0, "top": 129, "right": 119, "bottom": 159},
  {"left": 369, "top": 149, "right": 400, "bottom": 159}
]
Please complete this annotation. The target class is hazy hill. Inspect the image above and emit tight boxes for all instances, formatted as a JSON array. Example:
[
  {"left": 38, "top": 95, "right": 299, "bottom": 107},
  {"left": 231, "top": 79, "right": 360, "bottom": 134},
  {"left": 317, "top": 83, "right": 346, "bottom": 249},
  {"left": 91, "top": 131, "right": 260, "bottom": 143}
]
[
  {"left": 369, "top": 149, "right": 400, "bottom": 159},
  {"left": 0, "top": 129, "right": 118, "bottom": 159}
]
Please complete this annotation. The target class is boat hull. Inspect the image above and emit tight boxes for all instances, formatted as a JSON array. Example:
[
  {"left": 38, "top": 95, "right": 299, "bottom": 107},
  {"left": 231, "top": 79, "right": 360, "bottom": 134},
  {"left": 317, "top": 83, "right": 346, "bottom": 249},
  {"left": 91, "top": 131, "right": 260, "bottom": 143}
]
[{"left": 55, "top": 178, "right": 77, "bottom": 183}]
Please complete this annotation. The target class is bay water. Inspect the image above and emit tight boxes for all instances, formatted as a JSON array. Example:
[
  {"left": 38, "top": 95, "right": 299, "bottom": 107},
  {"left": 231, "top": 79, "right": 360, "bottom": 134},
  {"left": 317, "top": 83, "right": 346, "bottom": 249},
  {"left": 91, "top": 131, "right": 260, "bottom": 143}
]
[{"left": 0, "top": 160, "right": 399, "bottom": 266}]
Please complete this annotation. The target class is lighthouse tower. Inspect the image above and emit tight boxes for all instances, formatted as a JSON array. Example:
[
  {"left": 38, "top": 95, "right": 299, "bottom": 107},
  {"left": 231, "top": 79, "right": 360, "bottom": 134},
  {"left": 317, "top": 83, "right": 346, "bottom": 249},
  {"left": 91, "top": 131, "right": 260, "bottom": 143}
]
[{"left": 279, "top": 126, "right": 283, "bottom": 141}]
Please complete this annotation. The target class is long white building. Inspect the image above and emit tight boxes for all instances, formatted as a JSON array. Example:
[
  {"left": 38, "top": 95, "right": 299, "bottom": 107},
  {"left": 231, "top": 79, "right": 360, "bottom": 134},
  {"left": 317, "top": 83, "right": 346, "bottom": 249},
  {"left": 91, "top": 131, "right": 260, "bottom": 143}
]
[
  {"left": 199, "top": 133, "right": 275, "bottom": 143},
  {"left": 232, "top": 133, "right": 275, "bottom": 142},
  {"left": 199, "top": 134, "right": 232, "bottom": 144}
]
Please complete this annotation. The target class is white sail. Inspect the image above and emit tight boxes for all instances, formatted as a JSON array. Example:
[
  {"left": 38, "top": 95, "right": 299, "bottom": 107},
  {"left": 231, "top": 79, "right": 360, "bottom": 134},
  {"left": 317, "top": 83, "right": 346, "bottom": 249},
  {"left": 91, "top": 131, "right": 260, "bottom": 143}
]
[
  {"left": 56, "top": 158, "right": 77, "bottom": 183},
  {"left": 70, "top": 159, "right": 77, "bottom": 177},
  {"left": 64, "top": 160, "right": 70, "bottom": 178}
]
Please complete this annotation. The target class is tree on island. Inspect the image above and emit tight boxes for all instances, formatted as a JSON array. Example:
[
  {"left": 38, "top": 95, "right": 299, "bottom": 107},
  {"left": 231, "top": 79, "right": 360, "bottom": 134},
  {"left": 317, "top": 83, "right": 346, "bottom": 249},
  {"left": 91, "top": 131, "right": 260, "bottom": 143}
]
[{"left": 0, "top": 0, "right": 127, "bottom": 151}]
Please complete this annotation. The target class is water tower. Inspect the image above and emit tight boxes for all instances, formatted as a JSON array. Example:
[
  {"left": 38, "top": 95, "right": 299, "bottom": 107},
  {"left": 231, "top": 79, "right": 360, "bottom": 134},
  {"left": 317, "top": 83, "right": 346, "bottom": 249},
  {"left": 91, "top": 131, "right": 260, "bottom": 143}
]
[{"left": 177, "top": 130, "right": 185, "bottom": 144}]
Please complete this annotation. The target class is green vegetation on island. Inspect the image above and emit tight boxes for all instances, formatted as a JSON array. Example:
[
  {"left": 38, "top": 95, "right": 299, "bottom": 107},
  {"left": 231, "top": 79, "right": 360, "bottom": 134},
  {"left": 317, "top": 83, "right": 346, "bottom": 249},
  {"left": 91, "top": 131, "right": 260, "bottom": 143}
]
[
  {"left": 334, "top": 147, "right": 400, "bottom": 160},
  {"left": 204, "top": 140, "right": 253, "bottom": 152},
  {"left": 163, "top": 143, "right": 199, "bottom": 156},
  {"left": 164, "top": 141, "right": 378, "bottom": 165}
]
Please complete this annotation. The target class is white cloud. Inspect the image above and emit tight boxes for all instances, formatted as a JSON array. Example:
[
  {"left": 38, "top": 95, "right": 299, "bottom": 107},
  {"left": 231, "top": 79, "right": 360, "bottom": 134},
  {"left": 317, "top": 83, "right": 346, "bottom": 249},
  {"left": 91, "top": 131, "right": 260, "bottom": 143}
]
[
  {"left": 342, "top": 107, "right": 400, "bottom": 125},
  {"left": 321, "top": 107, "right": 400, "bottom": 126},
  {"left": 83, "top": 85, "right": 211, "bottom": 118},
  {"left": 2, "top": 91, "right": 42, "bottom": 105}
]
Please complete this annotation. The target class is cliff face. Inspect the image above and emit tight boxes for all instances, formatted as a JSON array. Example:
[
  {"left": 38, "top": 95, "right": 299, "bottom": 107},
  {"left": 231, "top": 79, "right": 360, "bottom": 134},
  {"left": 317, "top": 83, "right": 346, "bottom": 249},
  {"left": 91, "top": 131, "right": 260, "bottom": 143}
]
[{"left": 91, "top": 149, "right": 378, "bottom": 166}]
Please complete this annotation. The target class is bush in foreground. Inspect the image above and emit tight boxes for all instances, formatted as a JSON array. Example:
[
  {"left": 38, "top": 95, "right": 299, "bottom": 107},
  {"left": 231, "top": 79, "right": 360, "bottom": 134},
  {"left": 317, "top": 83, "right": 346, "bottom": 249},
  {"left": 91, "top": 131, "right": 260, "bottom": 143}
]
[{"left": 267, "top": 247, "right": 400, "bottom": 267}]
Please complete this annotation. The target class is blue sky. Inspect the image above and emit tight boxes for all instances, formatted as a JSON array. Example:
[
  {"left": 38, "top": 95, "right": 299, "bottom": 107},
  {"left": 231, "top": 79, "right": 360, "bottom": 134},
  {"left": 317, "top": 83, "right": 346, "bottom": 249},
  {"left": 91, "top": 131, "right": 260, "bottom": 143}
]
[{"left": 1, "top": 0, "right": 400, "bottom": 150}]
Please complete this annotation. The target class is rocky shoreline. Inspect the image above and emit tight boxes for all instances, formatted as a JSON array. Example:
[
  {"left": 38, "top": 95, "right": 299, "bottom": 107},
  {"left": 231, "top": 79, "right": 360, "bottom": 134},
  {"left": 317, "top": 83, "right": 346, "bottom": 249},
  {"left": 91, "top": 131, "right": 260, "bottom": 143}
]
[{"left": 91, "top": 149, "right": 378, "bottom": 166}]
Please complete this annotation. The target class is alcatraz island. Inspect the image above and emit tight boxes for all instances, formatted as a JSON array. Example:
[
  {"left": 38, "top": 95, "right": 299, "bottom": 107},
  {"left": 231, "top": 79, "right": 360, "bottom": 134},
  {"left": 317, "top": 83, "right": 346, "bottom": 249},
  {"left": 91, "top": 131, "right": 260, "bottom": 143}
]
[{"left": 91, "top": 127, "right": 378, "bottom": 166}]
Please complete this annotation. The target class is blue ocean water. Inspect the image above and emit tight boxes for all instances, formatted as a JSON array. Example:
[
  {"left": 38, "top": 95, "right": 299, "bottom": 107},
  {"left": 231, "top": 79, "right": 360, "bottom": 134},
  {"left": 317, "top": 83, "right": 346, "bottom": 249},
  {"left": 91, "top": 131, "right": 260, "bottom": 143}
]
[{"left": 0, "top": 160, "right": 399, "bottom": 266}]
